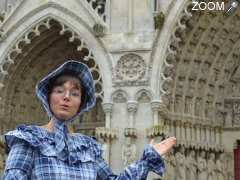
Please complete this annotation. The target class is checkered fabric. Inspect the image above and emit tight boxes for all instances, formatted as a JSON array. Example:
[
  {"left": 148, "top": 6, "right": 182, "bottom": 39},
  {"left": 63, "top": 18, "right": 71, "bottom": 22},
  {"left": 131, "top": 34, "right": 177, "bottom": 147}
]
[
  {"left": 3, "top": 60, "right": 165, "bottom": 179},
  {"left": 36, "top": 60, "right": 96, "bottom": 119},
  {"left": 3, "top": 125, "right": 165, "bottom": 179}
]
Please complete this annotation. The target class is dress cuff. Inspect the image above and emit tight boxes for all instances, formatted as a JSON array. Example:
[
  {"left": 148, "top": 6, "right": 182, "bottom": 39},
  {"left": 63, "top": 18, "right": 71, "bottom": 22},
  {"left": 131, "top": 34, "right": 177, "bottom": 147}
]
[{"left": 141, "top": 145, "right": 165, "bottom": 176}]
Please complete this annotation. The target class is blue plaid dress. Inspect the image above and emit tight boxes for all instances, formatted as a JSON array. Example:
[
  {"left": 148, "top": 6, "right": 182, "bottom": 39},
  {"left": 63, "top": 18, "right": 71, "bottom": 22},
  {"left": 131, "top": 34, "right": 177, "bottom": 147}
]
[
  {"left": 3, "top": 61, "right": 165, "bottom": 179},
  {"left": 3, "top": 125, "right": 165, "bottom": 179}
]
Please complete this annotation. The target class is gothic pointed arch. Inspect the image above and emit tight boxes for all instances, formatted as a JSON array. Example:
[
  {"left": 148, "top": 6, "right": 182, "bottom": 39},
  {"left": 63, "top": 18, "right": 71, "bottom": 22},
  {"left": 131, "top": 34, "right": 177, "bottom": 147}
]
[
  {"left": 0, "top": 12, "right": 110, "bottom": 134},
  {"left": 152, "top": 0, "right": 240, "bottom": 155}
]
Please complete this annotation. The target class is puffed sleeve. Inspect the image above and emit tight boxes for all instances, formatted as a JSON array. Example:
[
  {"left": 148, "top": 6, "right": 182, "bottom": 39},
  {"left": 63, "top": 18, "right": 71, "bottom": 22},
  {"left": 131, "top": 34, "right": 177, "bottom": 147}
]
[
  {"left": 3, "top": 140, "right": 34, "bottom": 179},
  {"left": 96, "top": 145, "right": 165, "bottom": 180}
]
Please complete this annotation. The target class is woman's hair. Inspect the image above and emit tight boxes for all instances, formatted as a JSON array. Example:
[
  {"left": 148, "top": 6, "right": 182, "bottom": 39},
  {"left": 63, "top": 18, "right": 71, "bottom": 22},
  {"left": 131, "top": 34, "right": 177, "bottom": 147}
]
[{"left": 47, "top": 71, "right": 85, "bottom": 109}]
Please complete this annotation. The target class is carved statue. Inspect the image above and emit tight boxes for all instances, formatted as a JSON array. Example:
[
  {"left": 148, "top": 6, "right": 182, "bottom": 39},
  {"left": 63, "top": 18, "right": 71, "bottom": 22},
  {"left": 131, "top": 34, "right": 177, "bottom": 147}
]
[
  {"left": 98, "top": 137, "right": 108, "bottom": 162},
  {"left": 195, "top": 98, "right": 202, "bottom": 116},
  {"left": 186, "top": 150, "right": 197, "bottom": 180},
  {"left": 122, "top": 137, "right": 136, "bottom": 166},
  {"left": 207, "top": 152, "right": 216, "bottom": 180},
  {"left": 164, "top": 150, "right": 176, "bottom": 180},
  {"left": 224, "top": 103, "right": 233, "bottom": 127},
  {"left": 185, "top": 96, "right": 192, "bottom": 114},
  {"left": 197, "top": 151, "right": 207, "bottom": 180},
  {"left": 175, "top": 146, "right": 186, "bottom": 180},
  {"left": 216, "top": 154, "right": 226, "bottom": 180},
  {"left": 225, "top": 154, "right": 234, "bottom": 180},
  {"left": 205, "top": 101, "right": 213, "bottom": 119},
  {"left": 175, "top": 95, "right": 182, "bottom": 113}
]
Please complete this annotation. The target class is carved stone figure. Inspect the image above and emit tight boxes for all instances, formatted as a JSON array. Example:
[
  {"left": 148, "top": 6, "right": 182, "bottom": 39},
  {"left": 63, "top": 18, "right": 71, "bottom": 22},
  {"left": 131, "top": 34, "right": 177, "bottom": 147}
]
[
  {"left": 186, "top": 150, "right": 197, "bottom": 180},
  {"left": 98, "top": 137, "right": 108, "bottom": 162},
  {"left": 164, "top": 150, "right": 176, "bottom": 180},
  {"left": 233, "top": 102, "right": 240, "bottom": 126},
  {"left": 176, "top": 78, "right": 184, "bottom": 95},
  {"left": 197, "top": 80, "right": 205, "bottom": 96},
  {"left": 197, "top": 151, "right": 208, "bottom": 180},
  {"left": 175, "top": 95, "right": 182, "bottom": 113},
  {"left": 175, "top": 146, "right": 186, "bottom": 180},
  {"left": 185, "top": 96, "right": 192, "bottom": 114},
  {"left": 224, "top": 103, "right": 233, "bottom": 127},
  {"left": 207, "top": 152, "right": 216, "bottom": 180},
  {"left": 122, "top": 137, "right": 136, "bottom": 166},
  {"left": 225, "top": 154, "right": 234, "bottom": 180},
  {"left": 195, "top": 98, "right": 202, "bottom": 116},
  {"left": 215, "top": 154, "right": 226, "bottom": 180},
  {"left": 205, "top": 101, "right": 213, "bottom": 119}
]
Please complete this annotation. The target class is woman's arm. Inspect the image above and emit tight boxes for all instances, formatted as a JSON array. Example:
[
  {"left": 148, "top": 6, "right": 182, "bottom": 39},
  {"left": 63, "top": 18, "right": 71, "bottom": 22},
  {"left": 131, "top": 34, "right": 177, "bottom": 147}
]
[
  {"left": 96, "top": 137, "right": 176, "bottom": 180},
  {"left": 3, "top": 141, "right": 34, "bottom": 179}
]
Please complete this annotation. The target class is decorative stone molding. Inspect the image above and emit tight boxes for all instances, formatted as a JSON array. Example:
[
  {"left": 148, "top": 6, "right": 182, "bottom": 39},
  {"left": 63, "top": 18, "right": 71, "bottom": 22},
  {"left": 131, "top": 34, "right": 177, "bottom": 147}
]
[
  {"left": 154, "top": 11, "right": 165, "bottom": 30},
  {"left": 114, "top": 53, "right": 148, "bottom": 86},
  {"left": 157, "top": 0, "right": 240, "bottom": 134},
  {"left": 164, "top": 112, "right": 225, "bottom": 151},
  {"left": 146, "top": 125, "right": 164, "bottom": 138},
  {"left": 151, "top": 100, "right": 165, "bottom": 126},
  {"left": 95, "top": 127, "right": 117, "bottom": 140},
  {"left": 93, "top": 23, "right": 106, "bottom": 37},
  {"left": 83, "top": 0, "right": 107, "bottom": 23},
  {"left": 151, "top": 100, "right": 162, "bottom": 126},
  {"left": 163, "top": 146, "right": 232, "bottom": 180},
  {"left": 135, "top": 89, "right": 152, "bottom": 103},
  {"left": 0, "top": 17, "right": 104, "bottom": 128},
  {"left": 102, "top": 102, "right": 113, "bottom": 114},
  {"left": 124, "top": 128, "right": 137, "bottom": 138},
  {"left": 127, "top": 101, "right": 138, "bottom": 128},
  {"left": 127, "top": 101, "right": 138, "bottom": 113},
  {"left": 0, "top": 0, "right": 24, "bottom": 26},
  {"left": 122, "top": 136, "right": 136, "bottom": 166},
  {"left": 224, "top": 98, "right": 240, "bottom": 128},
  {"left": 102, "top": 102, "right": 113, "bottom": 128},
  {"left": 112, "top": 89, "right": 128, "bottom": 103}
]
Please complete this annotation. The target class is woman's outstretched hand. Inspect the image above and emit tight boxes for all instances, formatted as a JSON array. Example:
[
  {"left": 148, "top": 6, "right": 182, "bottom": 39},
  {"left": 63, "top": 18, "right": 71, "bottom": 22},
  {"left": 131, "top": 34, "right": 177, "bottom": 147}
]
[{"left": 150, "top": 137, "right": 176, "bottom": 156}]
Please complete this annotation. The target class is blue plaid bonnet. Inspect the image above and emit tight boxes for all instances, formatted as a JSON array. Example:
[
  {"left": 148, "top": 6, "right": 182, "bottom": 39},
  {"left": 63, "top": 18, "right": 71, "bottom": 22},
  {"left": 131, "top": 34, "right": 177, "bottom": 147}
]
[
  {"left": 4, "top": 60, "right": 97, "bottom": 162},
  {"left": 36, "top": 60, "right": 96, "bottom": 121}
]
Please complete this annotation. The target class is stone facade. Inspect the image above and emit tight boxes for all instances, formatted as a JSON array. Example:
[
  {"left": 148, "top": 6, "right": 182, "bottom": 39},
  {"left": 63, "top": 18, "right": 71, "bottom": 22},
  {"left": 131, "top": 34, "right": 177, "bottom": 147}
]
[{"left": 0, "top": 0, "right": 238, "bottom": 179}]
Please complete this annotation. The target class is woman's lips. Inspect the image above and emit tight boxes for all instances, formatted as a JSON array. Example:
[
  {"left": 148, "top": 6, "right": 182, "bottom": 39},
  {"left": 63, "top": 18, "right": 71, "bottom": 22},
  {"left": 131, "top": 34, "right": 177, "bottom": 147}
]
[{"left": 60, "top": 104, "right": 70, "bottom": 111}]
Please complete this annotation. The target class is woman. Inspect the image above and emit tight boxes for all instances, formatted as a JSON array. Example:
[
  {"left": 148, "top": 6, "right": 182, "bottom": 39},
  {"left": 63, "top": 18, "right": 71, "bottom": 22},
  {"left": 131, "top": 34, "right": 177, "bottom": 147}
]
[{"left": 3, "top": 60, "right": 176, "bottom": 179}]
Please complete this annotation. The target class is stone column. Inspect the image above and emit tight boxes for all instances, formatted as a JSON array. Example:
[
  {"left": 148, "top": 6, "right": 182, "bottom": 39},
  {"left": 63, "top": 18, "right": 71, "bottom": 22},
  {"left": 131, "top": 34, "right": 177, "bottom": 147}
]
[
  {"left": 102, "top": 102, "right": 114, "bottom": 164},
  {"left": 151, "top": 100, "right": 161, "bottom": 126},
  {"left": 102, "top": 102, "right": 113, "bottom": 128},
  {"left": 127, "top": 101, "right": 138, "bottom": 128},
  {"left": 206, "top": 126, "right": 210, "bottom": 148},
  {"left": 176, "top": 121, "right": 181, "bottom": 143},
  {"left": 191, "top": 124, "right": 196, "bottom": 145},
  {"left": 180, "top": 122, "right": 185, "bottom": 144},
  {"left": 165, "top": 119, "right": 171, "bottom": 136},
  {"left": 209, "top": 127, "right": 214, "bottom": 148},
  {"left": 128, "top": 0, "right": 133, "bottom": 32},
  {"left": 214, "top": 127, "right": 218, "bottom": 146},
  {"left": 216, "top": 127, "right": 221, "bottom": 146},
  {"left": 185, "top": 122, "right": 191, "bottom": 145},
  {"left": 105, "top": 0, "right": 111, "bottom": 27},
  {"left": 196, "top": 124, "right": 201, "bottom": 146}
]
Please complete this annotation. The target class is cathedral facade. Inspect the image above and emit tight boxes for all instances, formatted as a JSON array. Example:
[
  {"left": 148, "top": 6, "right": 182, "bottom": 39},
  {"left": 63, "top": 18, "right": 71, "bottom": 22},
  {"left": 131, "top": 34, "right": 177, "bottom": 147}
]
[{"left": 0, "top": 0, "right": 238, "bottom": 179}]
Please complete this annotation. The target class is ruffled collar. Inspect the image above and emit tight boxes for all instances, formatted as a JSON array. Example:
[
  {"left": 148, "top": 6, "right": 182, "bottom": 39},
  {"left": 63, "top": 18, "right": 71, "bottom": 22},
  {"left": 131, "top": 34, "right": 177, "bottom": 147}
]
[
  {"left": 4, "top": 124, "right": 101, "bottom": 164},
  {"left": 34, "top": 61, "right": 97, "bottom": 163}
]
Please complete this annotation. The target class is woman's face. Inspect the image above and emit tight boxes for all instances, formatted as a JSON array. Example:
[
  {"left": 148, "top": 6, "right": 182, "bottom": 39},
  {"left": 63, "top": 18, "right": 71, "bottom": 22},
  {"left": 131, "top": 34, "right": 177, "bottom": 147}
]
[{"left": 49, "top": 80, "right": 82, "bottom": 120}]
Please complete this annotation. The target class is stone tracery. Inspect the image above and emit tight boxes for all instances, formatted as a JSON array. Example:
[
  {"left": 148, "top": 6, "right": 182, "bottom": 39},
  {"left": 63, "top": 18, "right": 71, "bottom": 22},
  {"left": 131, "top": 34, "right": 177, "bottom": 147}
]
[
  {"left": 160, "top": 0, "right": 240, "bottom": 136},
  {"left": 0, "top": 17, "right": 104, "bottom": 130}
]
